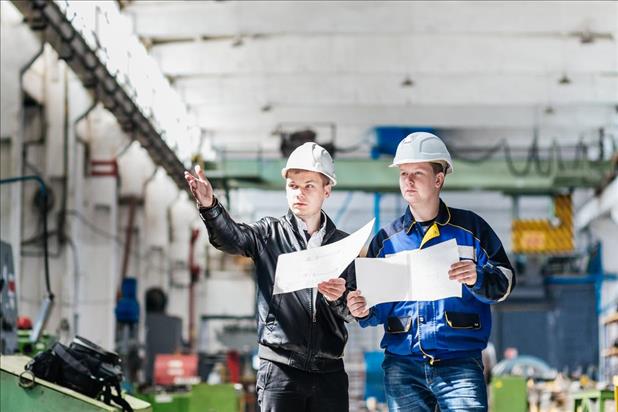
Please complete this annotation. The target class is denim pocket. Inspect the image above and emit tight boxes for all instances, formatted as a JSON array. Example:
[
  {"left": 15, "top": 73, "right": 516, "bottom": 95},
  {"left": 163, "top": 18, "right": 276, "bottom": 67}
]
[
  {"left": 256, "top": 359, "right": 274, "bottom": 391},
  {"left": 471, "top": 356, "right": 485, "bottom": 371}
]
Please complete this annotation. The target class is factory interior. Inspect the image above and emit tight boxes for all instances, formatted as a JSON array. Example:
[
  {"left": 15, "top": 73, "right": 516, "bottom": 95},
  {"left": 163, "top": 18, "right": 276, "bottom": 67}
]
[{"left": 0, "top": 1, "right": 617, "bottom": 411}]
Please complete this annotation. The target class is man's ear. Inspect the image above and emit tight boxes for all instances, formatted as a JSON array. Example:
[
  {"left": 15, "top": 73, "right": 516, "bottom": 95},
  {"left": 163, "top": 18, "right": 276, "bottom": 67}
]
[
  {"left": 324, "top": 184, "right": 332, "bottom": 198},
  {"left": 435, "top": 173, "right": 445, "bottom": 189}
]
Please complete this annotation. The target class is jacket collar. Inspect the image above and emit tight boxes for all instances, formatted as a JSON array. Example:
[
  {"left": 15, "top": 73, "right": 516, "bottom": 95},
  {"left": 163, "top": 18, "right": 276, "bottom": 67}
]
[
  {"left": 286, "top": 209, "right": 338, "bottom": 241},
  {"left": 404, "top": 198, "right": 451, "bottom": 235}
]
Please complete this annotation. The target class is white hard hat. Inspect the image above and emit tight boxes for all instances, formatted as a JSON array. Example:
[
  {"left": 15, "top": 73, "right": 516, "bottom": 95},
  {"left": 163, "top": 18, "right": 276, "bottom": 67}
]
[
  {"left": 389, "top": 132, "right": 454, "bottom": 174},
  {"left": 281, "top": 142, "right": 337, "bottom": 186}
]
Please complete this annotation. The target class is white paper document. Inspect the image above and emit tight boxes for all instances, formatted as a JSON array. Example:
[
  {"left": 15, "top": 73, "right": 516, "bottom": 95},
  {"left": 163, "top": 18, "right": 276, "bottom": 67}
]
[
  {"left": 355, "top": 238, "right": 462, "bottom": 307},
  {"left": 273, "top": 219, "right": 375, "bottom": 294},
  {"left": 355, "top": 258, "right": 411, "bottom": 307}
]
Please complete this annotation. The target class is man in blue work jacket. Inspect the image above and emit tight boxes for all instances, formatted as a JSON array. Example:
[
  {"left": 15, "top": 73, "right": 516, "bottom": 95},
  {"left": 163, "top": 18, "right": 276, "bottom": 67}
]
[{"left": 347, "top": 132, "right": 515, "bottom": 411}]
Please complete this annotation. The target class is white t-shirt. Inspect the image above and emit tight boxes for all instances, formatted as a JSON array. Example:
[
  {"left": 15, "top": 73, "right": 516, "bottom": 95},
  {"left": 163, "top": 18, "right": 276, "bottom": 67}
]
[{"left": 294, "top": 212, "right": 327, "bottom": 317}]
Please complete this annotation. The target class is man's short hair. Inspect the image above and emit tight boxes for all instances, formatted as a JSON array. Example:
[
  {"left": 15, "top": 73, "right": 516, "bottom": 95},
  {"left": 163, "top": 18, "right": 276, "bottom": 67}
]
[{"left": 430, "top": 162, "right": 445, "bottom": 175}]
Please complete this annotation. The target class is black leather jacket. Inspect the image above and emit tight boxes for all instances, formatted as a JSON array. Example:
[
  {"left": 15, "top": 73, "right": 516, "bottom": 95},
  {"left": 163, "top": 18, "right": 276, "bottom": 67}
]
[{"left": 199, "top": 198, "right": 353, "bottom": 372}]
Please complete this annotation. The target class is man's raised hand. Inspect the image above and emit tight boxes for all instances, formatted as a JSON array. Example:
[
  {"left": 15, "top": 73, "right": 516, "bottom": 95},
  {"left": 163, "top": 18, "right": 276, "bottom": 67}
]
[{"left": 184, "top": 165, "right": 214, "bottom": 208}]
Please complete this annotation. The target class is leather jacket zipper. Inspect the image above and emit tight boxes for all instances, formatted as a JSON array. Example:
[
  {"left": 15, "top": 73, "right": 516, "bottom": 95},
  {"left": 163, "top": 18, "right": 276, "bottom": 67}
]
[
  {"left": 305, "top": 288, "right": 315, "bottom": 370},
  {"left": 312, "top": 289, "right": 317, "bottom": 323}
]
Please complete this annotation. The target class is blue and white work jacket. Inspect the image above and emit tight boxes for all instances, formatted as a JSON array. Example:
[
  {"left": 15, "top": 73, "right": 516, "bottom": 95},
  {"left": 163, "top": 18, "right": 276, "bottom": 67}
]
[{"left": 358, "top": 199, "right": 515, "bottom": 363}]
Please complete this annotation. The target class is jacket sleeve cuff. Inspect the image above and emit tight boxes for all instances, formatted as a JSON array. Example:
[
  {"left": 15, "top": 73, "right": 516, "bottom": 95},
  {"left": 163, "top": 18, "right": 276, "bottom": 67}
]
[
  {"left": 357, "top": 307, "right": 375, "bottom": 326},
  {"left": 469, "top": 265, "right": 486, "bottom": 291},
  {"left": 326, "top": 295, "right": 345, "bottom": 307},
  {"left": 198, "top": 197, "right": 222, "bottom": 220}
]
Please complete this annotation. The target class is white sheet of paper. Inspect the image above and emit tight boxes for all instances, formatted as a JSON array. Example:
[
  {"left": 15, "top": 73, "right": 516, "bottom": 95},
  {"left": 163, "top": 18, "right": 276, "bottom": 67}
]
[
  {"left": 410, "top": 239, "right": 462, "bottom": 301},
  {"left": 273, "top": 219, "right": 375, "bottom": 294},
  {"left": 354, "top": 257, "right": 411, "bottom": 308},
  {"left": 354, "top": 238, "right": 462, "bottom": 306}
]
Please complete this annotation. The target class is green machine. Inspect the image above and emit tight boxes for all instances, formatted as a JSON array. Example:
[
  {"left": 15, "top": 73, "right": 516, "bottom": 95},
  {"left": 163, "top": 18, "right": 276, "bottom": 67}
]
[
  {"left": 135, "top": 391, "right": 192, "bottom": 412},
  {"left": 1, "top": 355, "right": 152, "bottom": 412},
  {"left": 17, "top": 330, "right": 55, "bottom": 356},
  {"left": 189, "top": 383, "right": 240, "bottom": 412},
  {"left": 135, "top": 383, "right": 240, "bottom": 412},
  {"left": 490, "top": 375, "right": 528, "bottom": 412}
]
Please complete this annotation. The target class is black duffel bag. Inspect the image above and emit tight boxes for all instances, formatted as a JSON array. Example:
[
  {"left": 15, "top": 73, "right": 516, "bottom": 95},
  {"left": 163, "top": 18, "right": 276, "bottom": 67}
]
[{"left": 25, "top": 336, "right": 133, "bottom": 412}]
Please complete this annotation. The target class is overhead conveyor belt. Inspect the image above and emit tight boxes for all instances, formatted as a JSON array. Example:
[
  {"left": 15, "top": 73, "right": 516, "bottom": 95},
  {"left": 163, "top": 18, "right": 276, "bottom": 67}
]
[{"left": 11, "top": 0, "right": 187, "bottom": 189}]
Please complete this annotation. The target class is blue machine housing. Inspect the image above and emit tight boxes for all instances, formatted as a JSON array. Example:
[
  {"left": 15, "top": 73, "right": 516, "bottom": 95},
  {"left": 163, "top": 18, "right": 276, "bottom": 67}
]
[
  {"left": 372, "top": 126, "right": 438, "bottom": 159},
  {"left": 115, "top": 278, "right": 140, "bottom": 324}
]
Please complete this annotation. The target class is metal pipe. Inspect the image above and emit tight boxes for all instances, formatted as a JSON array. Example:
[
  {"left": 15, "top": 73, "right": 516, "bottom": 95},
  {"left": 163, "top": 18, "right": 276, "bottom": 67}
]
[
  {"left": 373, "top": 193, "right": 381, "bottom": 236},
  {"left": 334, "top": 191, "right": 354, "bottom": 226},
  {"left": 20, "top": 42, "right": 46, "bottom": 176},
  {"left": 188, "top": 228, "right": 200, "bottom": 351},
  {"left": 57, "top": 64, "right": 70, "bottom": 244},
  {"left": 64, "top": 237, "right": 80, "bottom": 335},
  {"left": 0, "top": 176, "right": 53, "bottom": 301},
  {"left": 120, "top": 196, "right": 138, "bottom": 283}
]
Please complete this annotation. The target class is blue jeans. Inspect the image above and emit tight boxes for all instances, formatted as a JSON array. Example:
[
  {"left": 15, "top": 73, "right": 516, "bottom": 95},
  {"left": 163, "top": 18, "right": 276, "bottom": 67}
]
[{"left": 382, "top": 353, "right": 487, "bottom": 411}]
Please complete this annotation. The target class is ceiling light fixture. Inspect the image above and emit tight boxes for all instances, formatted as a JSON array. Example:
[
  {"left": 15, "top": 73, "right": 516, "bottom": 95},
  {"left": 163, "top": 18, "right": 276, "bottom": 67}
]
[
  {"left": 579, "top": 30, "right": 595, "bottom": 44},
  {"left": 401, "top": 76, "right": 414, "bottom": 88},
  {"left": 558, "top": 74, "right": 572, "bottom": 85},
  {"left": 231, "top": 36, "right": 244, "bottom": 47}
]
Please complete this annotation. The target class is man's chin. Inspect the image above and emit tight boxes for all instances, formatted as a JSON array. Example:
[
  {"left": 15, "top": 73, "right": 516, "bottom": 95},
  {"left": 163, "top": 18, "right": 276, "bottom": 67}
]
[
  {"left": 291, "top": 207, "right": 305, "bottom": 216},
  {"left": 291, "top": 207, "right": 318, "bottom": 218}
]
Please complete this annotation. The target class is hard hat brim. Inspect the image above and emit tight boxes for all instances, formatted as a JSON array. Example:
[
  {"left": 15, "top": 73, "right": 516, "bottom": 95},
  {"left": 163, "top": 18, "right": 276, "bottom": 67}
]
[
  {"left": 281, "top": 167, "right": 337, "bottom": 186},
  {"left": 388, "top": 159, "right": 453, "bottom": 174}
]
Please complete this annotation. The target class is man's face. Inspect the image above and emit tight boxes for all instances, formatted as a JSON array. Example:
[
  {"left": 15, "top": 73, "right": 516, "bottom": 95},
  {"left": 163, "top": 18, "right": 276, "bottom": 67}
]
[
  {"left": 398, "top": 162, "right": 444, "bottom": 206},
  {"left": 285, "top": 170, "right": 331, "bottom": 218}
]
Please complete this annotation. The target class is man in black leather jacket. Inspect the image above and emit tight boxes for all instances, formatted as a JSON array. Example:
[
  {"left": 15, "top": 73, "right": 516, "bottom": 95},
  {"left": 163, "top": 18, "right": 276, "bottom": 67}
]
[{"left": 185, "top": 142, "right": 353, "bottom": 411}]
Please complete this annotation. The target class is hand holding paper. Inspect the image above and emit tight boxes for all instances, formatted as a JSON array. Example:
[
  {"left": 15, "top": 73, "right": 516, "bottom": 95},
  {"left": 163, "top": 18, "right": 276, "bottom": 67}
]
[
  {"left": 318, "top": 278, "right": 346, "bottom": 301},
  {"left": 347, "top": 290, "right": 370, "bottom": 318},
  {"left": 273, "top": 219, "right": 374, "bottom": 294},
  {"left": 355, "top": 239, "right": 462, "bottom": 307}
]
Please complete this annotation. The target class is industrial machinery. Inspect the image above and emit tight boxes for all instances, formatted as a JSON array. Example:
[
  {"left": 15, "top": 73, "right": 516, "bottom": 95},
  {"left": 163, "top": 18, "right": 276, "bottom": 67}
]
[
  {"left": 1, "top": 176, "right": 56, "bottom": 353},
  {"left": 115, "top": 277, "right": 141, "bottom": 390},
  {"left": 0, "top": 241, "right": 18, "bottom": 354},
  {"left": 1, "top": 355, "right": 151, "bottom": 412}
]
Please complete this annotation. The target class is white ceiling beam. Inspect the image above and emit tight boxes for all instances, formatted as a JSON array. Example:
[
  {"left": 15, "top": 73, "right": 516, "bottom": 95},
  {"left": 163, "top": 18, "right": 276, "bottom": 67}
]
[
  {"left": 175, "top": 73, "right": 618, "bottom": 106},
  {"left": 125, "top": 1, "right": 618, "bottom": 39},
  {"left": 194, "top": 104, "right": 616, "bottom": 130},
  {"left": 150, "top": 34, "right": 617, "bottom": 77}
]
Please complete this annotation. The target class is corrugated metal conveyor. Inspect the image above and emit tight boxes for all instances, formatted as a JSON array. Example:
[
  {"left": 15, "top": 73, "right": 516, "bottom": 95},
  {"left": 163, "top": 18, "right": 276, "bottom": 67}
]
[{"left": 11, "top": 0, "right": 187, "bottom": 189}]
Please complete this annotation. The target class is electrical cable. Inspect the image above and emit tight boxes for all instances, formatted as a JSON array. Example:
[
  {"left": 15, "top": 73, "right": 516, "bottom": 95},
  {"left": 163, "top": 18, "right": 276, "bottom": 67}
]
[
  {"left": 504, "top": 139, "right": 534, "bottom": 177},
  {"left": 531, "top": 135, "right": 553, "bottom": 177},
  {"left": 444, "top": 139, "right": 506, "bottom": 163}
]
